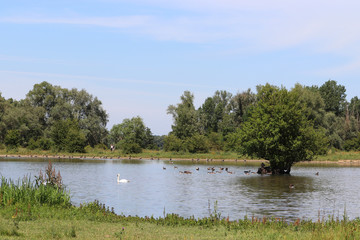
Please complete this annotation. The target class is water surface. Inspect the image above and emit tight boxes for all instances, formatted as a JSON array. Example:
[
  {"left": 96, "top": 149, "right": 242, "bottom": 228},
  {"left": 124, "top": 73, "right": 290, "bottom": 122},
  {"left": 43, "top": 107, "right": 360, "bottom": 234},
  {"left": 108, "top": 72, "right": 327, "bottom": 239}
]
[{"left": 0, "top": 158, "right": 358, "bottom": 221}]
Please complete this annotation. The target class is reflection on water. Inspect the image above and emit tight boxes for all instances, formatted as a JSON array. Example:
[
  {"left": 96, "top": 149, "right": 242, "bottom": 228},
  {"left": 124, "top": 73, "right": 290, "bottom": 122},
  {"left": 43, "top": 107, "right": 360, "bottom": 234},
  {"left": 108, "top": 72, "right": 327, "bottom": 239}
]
[{"left": 0, "top": 158, "right": 359, "bottom": 221}]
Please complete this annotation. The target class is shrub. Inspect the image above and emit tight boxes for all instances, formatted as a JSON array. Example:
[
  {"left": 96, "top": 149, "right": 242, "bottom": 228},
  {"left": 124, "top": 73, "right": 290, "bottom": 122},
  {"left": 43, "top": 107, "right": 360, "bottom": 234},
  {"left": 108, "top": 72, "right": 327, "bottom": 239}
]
[
  {"left": 117, "top": 141, "right": 142, "bottom": 154},
  {"left": 50, "top": 119, "right": 86, "bottom": 153},
  {"left": 163, "top": 135, "right": 184, "bottom": 152},
  {"left": 94, "top": 143, "right": 107, "bottom": 150},
  {"left": 184, "top": 134, "right": 209, "bottom": 153},
  {"left": 85, "top": 145, "right": 94, "bottom": 153},
  {"left": 28, "top": 138, "right": 40, "bottom": 150},
  {"left": 4, "top": 129, "right": 21, "bottom": 150},
  {"left": 38, "top": 137, "right": 52, "bottom": 150}
]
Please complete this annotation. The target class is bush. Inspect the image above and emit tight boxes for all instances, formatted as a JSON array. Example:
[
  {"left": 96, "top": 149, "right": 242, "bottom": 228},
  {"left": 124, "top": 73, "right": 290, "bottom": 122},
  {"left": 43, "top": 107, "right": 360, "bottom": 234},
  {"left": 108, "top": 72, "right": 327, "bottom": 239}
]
[
  {"left": 184, "top": 134, "right": 209, "bottom": 153},
  {"left": 207, "top": 132, "right": 224, "bottom": 151},
  {"left": 85, "top": 145, "right": 94, "bottom": 153},
  {"left": 224, "top": 130, "right": 241, "bottom": 152},
  {"left": 117, "top": 141, "right": 142, "bottom": 154},
  {"left": 27, "top": 137, "right": 52, "bottom": 151},
  {"left": 4, "top": 129, "right": 21, "bottom": 150},
  {"left": 94, "top": 143, "right": 107, "bottom": 150},
  {"left": 343, "top": 134, "right": 360, "bottom": 151},
  {"left": 50, "top": 119, "right": 86, "bottom": 153},
  {"left": 28, "top": 138, "right": 39, "bottom": 150},
  {"left": 163, "top": 135, "right": 184, "bottom": 152},
  {"left": 38, "top": 137, "right": 52, "bottom": 150}
]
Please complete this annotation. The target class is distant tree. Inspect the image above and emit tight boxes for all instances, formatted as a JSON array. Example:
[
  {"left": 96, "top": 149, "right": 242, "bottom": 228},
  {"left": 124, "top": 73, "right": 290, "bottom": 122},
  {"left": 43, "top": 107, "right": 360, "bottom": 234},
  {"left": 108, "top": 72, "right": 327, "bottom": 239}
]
[
  {"left": 228, "top": 89, "right": 256, "bottom": 126},
  {"left": 110, "top": 116, "right": 154, "bottom": 153},
  {"left": 50, "top": 119, "right": 86, "bottom": 153},
  {"left": 319, "top": 80, "right": 347, "bottom": 116},
  {"left": 293, "top": 84, "right": 326, "bottom": 128},
  {"left": 153, "top": 135, "right": 165, "bottom": 150},
  {"left": 349, "top": 96, "right": 360, "bottom": 128},
  {"left": 167, "top": 91, "right": 198, "bottom": 139},
  {"left": 26, "top": 81, "right": 108, "bottom": 147},
  {"left": 198, "top": 97, "right": 217, "bottom": 134},
  {"left": 237, "top": 84, "right": 328, "bottom": 174}
]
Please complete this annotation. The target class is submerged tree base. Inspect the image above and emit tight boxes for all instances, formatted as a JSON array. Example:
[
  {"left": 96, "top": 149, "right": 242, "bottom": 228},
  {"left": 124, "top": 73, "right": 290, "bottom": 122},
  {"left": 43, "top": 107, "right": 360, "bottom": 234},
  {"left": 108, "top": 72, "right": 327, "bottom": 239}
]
[{"left": 257, "top": 163, "right": 291, "bottom": 175}]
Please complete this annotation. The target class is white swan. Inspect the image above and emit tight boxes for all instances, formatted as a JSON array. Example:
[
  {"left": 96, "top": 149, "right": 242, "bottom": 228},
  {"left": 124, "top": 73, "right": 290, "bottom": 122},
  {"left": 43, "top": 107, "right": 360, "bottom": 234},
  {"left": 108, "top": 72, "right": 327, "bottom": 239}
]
[{"left": 117, "top": 173, "right": 130, "bottom": 183}]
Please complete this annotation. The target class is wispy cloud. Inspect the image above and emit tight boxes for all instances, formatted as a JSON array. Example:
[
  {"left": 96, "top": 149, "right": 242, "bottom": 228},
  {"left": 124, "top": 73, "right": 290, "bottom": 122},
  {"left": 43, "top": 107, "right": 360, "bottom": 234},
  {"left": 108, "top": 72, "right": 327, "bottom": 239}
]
[
  {"left": 2, "top": 0, "right": 360, "bottom": 72},
  {"left": 0, "top": 15, "right": 151, "bottom": 28},
  {"left": 0, "top": 70, "right": 211, "bottom": 88},
  {"left": 2, "top": 0, "right": 360, "bottom": 48}
]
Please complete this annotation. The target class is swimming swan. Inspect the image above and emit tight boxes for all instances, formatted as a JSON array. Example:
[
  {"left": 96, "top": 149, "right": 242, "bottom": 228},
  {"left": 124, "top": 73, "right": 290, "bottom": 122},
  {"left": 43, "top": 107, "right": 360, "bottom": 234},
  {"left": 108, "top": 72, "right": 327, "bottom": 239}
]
[{"left": 117, "top": 174, "right": 130, "bottom": 183}]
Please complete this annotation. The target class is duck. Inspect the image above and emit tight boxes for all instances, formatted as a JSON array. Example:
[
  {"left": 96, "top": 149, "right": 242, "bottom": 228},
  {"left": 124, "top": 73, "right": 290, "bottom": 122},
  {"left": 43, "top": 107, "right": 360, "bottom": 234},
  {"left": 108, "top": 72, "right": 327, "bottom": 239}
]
[
  {"left": 289, "top": 184, "right": 295, "bottom": 189},
  {"left": 315, "top": 172, "right": 319, "bottom": 176},
  {"left": 117, "top": 174, "right": 130, "bottom": 183}
]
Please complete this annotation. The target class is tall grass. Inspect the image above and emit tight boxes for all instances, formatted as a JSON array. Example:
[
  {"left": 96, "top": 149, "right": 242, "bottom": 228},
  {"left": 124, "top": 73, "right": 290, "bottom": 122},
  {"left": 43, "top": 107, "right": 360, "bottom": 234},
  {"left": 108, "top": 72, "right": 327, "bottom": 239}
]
[{"left": 0, "top": 162, "right": 70, "bottom": 207}]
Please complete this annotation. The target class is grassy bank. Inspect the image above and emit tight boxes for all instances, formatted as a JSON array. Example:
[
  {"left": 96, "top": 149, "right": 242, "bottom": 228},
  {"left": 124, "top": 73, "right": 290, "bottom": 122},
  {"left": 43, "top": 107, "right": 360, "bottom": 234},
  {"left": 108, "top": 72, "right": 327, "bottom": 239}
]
[
  {"left": 2, "top": 147, "right": 360, "bottom": 163},
  {"left": 2, "top": 197, "right": 360, "bottom": 240},
  {"left": 1, "top": 164, "right": 360, "bottom": 239}
]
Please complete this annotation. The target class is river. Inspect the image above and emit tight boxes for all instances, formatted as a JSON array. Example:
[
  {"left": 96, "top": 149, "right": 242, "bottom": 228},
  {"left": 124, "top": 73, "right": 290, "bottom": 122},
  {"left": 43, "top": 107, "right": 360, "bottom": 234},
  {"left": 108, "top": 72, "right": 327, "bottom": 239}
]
[{"left": 1, "top": 157, "right": 359, "bottom": 221}]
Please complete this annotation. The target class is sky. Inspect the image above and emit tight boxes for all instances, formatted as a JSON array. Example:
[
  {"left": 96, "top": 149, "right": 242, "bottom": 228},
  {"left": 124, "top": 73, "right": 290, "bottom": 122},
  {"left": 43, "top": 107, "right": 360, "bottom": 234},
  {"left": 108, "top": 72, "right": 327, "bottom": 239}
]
[{"left": 1, "top": 0, "right": 360, "bottom": 135}]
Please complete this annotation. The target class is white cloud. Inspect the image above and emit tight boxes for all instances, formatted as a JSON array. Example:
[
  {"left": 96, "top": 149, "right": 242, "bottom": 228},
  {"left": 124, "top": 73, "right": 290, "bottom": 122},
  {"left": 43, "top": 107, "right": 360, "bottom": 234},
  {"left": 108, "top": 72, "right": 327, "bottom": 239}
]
[{"left": 2, "top": 0, "right": 360, "bottom": 74}]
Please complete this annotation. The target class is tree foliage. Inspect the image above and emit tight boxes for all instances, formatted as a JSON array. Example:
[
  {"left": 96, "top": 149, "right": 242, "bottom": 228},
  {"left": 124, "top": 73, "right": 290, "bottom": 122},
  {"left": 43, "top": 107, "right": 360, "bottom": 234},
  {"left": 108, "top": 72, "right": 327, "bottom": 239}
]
[
  {"left": 109, "top": 116, "right": 154, "bottom": 153},
  {"left": 319, "top": 80, "right": 347, "bottom": 116},
  {"left": 50, "top": 119, "right": 86, "bottom": 153},
  {"left": 167, "top": 91, "right": 198, "bottom": 139},
  {"left": 236, "top": 84, "right": 328, "bottom": 174},
  {"left": 26, "top": 81, "right": 108, "bottom": 147}
]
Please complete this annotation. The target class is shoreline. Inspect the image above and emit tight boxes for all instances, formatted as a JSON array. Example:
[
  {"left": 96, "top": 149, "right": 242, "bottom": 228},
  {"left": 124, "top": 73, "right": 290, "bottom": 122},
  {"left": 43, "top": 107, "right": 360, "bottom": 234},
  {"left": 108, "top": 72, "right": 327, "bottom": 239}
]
[{"left": 1, "top": 154, "right": 360, "bottom": 165}]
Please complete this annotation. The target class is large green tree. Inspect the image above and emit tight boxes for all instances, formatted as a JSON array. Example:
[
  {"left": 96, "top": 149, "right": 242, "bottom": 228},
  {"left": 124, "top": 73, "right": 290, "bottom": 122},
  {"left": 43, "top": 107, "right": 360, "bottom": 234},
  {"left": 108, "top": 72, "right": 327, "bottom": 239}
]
[
  {"left": 109, "top": 116, "right": 154, "bottom": 153},
  {"left": 319, "top": 80, "right": 347, "bottom": 116},
  {"left": 237, "top": 84, "right": 328, "bottom": 174},
  {"left": 26, "top": 81, "right": 108, "bottom": 147},
  {"left": 167, "top": 91, "right": 198, "bottom": 139}
]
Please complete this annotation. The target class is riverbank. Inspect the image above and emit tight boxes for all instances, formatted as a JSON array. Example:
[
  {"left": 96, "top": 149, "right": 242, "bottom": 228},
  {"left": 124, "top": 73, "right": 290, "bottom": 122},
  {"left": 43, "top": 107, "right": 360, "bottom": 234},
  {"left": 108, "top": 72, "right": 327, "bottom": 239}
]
[
  {"left": 2, "top": 211, "right": 360, "bottom": 240},
  {"left": 1, "top": 197, "right": 360, "bottom": 240},
  {"left": 1, "top": 148, "right": 360, "bottom": 165}
]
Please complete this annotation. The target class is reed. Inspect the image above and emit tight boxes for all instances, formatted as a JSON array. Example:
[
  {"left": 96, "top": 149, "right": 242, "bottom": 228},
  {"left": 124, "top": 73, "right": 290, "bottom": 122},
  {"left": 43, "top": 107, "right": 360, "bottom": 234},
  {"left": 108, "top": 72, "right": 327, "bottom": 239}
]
[{"left": 0, "top": 162, "right": 70, "bottom": 207}]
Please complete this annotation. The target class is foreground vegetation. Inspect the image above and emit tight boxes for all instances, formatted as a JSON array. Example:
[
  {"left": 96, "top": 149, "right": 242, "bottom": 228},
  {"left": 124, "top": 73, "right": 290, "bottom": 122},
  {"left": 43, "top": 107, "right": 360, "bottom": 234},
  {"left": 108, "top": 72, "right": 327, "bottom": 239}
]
[{"left": 1, "top": 163, "right": 360, "bottom": 239}]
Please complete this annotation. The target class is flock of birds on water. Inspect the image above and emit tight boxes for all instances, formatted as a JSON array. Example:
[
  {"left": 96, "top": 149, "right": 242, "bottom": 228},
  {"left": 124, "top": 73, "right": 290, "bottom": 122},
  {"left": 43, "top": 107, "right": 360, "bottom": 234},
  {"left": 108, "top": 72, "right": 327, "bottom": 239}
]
[
  {"left": 116, "top": 159, "right": 321, "bottom": 191},
  {"left": 3, "top": 154, "right": 321, "bottom": 190}
]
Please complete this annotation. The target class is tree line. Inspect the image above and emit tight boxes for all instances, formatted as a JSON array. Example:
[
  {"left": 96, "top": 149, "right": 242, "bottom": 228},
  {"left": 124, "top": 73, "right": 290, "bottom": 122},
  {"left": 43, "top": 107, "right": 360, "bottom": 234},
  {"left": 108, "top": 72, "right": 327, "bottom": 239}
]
[
  {"left": 165, "top": 80, "right": 360, "bottom": 154},
  {"left": 1, "top": 80, "right": 360, "bottom": 155}
]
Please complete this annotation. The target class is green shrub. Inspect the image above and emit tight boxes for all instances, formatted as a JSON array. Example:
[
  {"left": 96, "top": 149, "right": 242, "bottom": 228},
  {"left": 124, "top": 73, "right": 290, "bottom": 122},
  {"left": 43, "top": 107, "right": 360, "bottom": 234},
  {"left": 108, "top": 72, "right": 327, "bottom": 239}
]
[
  {"left": 85, "top": 145, "right": 94, "bottom": 153},
  {"left": 163, "top": 135, "right": 184, "bottom": 152},
  {"left": 28, "top": 138, "right": 39, "bottom": 150},
  {"left": 38, "top": 137, "right": 52, "bottom": 150},
  {"left": 50, "top": 119, "right": 86, "bottom": 153},
  {"left": 184, "top": 134, "right": 209, "bottom": 153},
  {"left": 94, "top": 143, "right": 107, "bottom": 150},
  {"left": 4, "top": 129, "right": 21, "bottom": 150},
  {"left": 117, "top": 141, "right": 142, "bottom": 154}
]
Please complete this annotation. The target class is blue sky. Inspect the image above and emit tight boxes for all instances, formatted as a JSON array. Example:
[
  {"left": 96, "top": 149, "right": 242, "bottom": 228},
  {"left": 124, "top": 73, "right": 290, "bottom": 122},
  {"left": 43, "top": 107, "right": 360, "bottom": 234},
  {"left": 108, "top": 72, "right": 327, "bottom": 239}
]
[{"left": 1, "top": 0, "right": 360, "bottom": 135}]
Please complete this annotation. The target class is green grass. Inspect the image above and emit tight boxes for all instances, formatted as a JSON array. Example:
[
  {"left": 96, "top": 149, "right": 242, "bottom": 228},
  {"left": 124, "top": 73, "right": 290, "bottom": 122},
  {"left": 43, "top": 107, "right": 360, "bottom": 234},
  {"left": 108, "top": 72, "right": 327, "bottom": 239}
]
[{"left": 1, "top": 202, "right": 360, "bottom": 240}]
